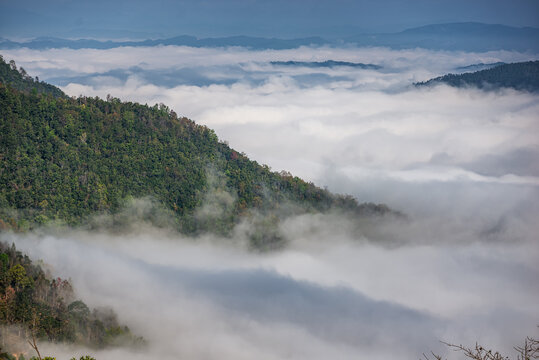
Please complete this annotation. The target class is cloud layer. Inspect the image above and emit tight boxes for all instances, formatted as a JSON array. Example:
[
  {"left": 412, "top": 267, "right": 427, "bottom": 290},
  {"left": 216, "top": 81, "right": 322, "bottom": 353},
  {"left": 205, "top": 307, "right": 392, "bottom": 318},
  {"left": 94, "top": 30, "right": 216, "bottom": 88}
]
[
  {"left": 3, "top": 221, "right": 538, "bottom": 360},
  {"left": 1, "top": 45, "right": 538, "bottom": 358}
]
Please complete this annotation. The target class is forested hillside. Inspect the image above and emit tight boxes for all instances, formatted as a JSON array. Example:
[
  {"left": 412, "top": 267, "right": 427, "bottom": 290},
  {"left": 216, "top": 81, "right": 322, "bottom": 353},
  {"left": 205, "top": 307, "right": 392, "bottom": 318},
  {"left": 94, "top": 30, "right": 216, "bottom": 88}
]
[
  {"left": 0, "top": 55, "right": 66, "bottom": 98},
  {"left": 0, "top": 242, "right": 142, "bottom": 358},
  {"left": 0, "top": 56, "right": 391, "bottom": 245},
  {"left": 416, "top": 61, "right": 539, "bottom": 92}
]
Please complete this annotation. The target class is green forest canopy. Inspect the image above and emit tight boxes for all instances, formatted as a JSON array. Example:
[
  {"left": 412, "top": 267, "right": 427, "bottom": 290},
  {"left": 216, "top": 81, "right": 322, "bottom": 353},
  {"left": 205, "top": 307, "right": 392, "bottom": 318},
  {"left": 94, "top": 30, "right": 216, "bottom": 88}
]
[
  {"left": 415, "top": 60, "right": 539, "bottom": 92},
  {"left": 0, "top": 242, "right": 142, "bottom": 359},
  {"left": 0, "top": 55, "right": 392, "bottom": 246}
]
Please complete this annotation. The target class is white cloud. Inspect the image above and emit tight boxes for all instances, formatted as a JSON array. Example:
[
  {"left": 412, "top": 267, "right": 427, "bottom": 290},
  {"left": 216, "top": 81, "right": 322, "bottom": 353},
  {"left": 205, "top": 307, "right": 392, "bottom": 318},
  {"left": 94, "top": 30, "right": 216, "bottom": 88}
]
[
  {"left": 1, "top": 45, "right": 538, "bottom": 359},
  {"left": 3, "top": 221, "right": 538, "bottom": 360}
]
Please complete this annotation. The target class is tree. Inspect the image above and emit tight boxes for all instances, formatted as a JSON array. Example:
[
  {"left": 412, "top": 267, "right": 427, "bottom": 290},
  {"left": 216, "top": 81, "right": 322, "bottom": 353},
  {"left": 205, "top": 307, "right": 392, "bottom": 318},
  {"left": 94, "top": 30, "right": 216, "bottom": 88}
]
[
  {"left": 8, "top": 265, "right": 32, "bottom": 290},
  {"left": 28, "top": 311, "right": 43, "bottom": 360},
  {"left": 0, "top": 242, "right": 140, "bottom": 351},
  {"left": 0, "top": 286, "right": 16, "bottom": 323},
  {"left": 423, "top": 335, "right": 539, "bottom": 360}
]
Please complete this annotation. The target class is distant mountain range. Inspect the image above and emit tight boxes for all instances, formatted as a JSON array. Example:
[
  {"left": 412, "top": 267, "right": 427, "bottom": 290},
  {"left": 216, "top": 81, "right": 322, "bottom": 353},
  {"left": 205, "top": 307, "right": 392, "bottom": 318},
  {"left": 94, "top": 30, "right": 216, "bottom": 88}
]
[
  {"left": 345, "top": 23, "right": 539, "bottom": 52},
  {"left": 0, "top": 35, "right": 327, "bottom": 50},
  {"left": 416, "top": 61, "right": 539, "bottom": 92},
  {"left": 270, "top": 61, "right": 381, "bottom": 70},
  {"left": 1, "top": 23, "right": 538, "bottom": 52}
]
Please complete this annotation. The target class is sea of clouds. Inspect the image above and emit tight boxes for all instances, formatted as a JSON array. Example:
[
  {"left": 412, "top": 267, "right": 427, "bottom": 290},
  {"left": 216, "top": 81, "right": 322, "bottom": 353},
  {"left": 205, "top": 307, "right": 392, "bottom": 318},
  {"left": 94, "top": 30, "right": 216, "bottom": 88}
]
[{"left": 1, "top": 45, "right": 538, "bottom": 359}]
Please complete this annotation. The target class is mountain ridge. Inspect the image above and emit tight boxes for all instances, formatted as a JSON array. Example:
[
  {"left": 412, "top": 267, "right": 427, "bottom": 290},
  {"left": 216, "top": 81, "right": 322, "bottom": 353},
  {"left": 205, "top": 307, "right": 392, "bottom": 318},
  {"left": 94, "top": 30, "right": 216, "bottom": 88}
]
[
  {"left": 1, "top": 22, "right": 538, "bottom": 52},
  {"left": 345, "top": 22, "right": 539, "bottom": 52},
  {"left": 415, "top": 61, "right": 539, "bottom": 92},
  {"left": 0, "top": 55, "right": 394, "bottom": 247}
]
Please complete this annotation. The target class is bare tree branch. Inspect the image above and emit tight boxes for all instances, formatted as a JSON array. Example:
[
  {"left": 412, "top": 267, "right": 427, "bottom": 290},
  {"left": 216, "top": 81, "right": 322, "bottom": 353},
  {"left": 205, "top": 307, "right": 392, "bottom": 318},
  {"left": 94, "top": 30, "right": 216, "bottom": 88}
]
[
  {"left": 514, "top": 337, "right": 539, "bottom": 360},
  {"left": 27, "top": 311, "right": 42, "bottom": 360},
  {"left": 423, "top": 336, "right": 538, "bottom": 360}
]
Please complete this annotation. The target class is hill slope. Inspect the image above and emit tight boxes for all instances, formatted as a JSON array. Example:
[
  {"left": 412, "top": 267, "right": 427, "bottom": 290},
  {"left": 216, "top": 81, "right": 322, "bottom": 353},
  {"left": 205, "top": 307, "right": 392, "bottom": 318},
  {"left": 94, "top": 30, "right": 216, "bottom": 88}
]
[
  {"left": 0, "top": 56, "right": 391, "bottom": 246},
  {"left": 0, "top": 55, "right": 66, "bottom": 98},
  {"left": 415, "top": 61, "right": 539, "bottom": 92},
  {"left": 0, "top": 242, "right": 142, "bottom": 356}
]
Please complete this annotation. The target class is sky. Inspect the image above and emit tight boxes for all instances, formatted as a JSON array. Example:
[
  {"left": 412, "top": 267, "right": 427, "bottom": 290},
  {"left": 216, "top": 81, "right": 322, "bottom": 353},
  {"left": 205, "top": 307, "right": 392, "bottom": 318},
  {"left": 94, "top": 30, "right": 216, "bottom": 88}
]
[{"left": 1, "top": 0, "right": 539, "bottom": 39}]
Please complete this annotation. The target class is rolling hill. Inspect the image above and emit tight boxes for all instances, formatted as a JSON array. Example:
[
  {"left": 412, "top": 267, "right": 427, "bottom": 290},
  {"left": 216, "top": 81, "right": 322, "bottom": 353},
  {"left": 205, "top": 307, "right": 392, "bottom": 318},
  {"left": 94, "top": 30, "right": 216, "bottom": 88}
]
[
  {"left": 415, "top": 61, "right": 539, "bottom": 92},
  {"left": 0, "top": 56, "right": 392, "bottom": 248}
]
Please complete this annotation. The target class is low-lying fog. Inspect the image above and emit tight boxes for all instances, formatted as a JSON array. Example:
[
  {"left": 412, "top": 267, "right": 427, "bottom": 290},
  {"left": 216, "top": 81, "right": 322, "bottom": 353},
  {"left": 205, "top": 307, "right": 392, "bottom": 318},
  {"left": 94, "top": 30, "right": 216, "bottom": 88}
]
[
  {"left": 3, "top": 215, "right": 538, "bottom": 360},
  {"left": 1, "top": 45, "right": 538, "bottom": 358}
]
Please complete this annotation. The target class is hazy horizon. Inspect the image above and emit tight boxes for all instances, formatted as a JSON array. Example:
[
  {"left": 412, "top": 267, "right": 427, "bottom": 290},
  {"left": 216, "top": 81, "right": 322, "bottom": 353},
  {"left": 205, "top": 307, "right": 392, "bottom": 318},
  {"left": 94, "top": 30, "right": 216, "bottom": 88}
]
[{"left": 1, "top": 0, "right": 539, "bottom": 40}]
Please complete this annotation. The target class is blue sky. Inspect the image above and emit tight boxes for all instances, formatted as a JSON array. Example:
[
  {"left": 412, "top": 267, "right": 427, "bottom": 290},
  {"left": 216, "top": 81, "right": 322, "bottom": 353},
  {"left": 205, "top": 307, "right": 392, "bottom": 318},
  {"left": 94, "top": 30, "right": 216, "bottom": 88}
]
[{"left": 1, "top": 0, "right": 539, "bottom": 39}]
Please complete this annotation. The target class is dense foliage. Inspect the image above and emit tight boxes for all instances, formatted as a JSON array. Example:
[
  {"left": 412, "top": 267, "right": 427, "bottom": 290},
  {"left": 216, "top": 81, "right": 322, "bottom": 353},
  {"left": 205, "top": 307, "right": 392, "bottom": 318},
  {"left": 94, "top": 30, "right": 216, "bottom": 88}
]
[
  {"left": 0, "top": 242, "right": 141, "bottom": 358},
  {"left": 416, "top": 61, "right": 539, "bottom": 92},
  {"left": 0, "top": 56, "right": 65, "bottom": 98},
  {"left": 0, "top": 55, "right": 391, "bottom": 245}
]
